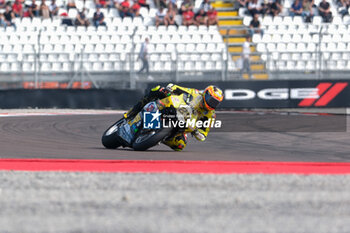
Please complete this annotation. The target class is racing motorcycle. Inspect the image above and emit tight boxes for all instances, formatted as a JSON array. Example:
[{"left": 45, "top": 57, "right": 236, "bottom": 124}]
[{"left": 101, "top": 93, "right": 197, "bottom": 151}]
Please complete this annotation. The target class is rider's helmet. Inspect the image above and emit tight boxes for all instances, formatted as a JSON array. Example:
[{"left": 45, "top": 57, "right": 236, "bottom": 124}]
[{"left": 202, "top": 85, "right": 224, "bottom": 110}]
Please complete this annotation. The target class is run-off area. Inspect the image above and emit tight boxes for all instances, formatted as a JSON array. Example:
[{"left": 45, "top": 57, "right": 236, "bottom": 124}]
[{"left": 1, "top": 171, "right": 350, "bottom": 233}]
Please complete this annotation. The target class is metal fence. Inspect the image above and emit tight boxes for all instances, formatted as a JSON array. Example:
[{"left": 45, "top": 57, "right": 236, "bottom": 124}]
[{"left": 0, "top": 46, "right": 229, "bottom": 89}]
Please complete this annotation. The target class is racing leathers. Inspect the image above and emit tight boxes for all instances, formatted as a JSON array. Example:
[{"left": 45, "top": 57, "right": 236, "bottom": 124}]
[{"left": 124, "top": 83, "right": 216, "bottom": 151}]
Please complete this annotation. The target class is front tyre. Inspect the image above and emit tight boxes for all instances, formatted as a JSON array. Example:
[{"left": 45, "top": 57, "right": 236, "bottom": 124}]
[
  {"left": 101, "top": 119, "right": 124, "bottom": 149},
  {"left": 132, "top": 128, "right": 172, "bottom": 151}
]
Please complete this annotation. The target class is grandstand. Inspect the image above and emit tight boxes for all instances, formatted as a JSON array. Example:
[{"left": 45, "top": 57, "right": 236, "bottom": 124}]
[{"left": 0, "top": 0, "right": 349, "bottom": 88}]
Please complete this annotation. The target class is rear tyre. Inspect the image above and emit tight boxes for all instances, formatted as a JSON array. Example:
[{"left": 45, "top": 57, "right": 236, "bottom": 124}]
[
  {"left": 101, "top": 119, "right": 124, "bottom": 149},
  {"left": 132, "top": 128, "right": 172, "bottom": 151}
]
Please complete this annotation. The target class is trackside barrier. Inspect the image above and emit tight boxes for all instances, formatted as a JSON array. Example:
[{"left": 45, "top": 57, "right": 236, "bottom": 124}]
[
  {"left": 0, "top": 89, "right": 144, "bottom": 109},
  {"left": 147, "top": 80, "right": 350, "bottom": 108}
]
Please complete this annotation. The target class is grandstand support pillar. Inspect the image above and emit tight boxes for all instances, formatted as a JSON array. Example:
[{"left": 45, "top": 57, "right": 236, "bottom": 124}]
[
  {"left": 34, "top": 29, "right": 42, "bottom": 89},
  {"left": 315, "top": 26, "right": 327, "bottom": 80},
  {"left": 130, "top": 28, "right": 137, "bottom": 89}
]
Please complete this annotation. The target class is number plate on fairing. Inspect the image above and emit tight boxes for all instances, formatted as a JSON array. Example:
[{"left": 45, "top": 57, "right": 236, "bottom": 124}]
[
  {"left": 119, "top": 113, "right": 142, "bottom": 144},
  {"left": 118, "top": 123, "right": 133, "bottom": 144}
]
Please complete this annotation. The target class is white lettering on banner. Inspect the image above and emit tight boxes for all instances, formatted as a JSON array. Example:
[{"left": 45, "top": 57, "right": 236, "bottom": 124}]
[
  {"left": 162, "top": 119, "right": 222, "bottom": 128},
  {"left": 225, "top": 89, "right": 256, "bottom": 100},
  {"left": 224, "top": 88, "right": 321, "bottom": 100},
  {"left": 290, "top": 88, "right": 319, "bottom": 99},
  {"left": 257, "top": 88, "right": 289, "bottom": 100}
]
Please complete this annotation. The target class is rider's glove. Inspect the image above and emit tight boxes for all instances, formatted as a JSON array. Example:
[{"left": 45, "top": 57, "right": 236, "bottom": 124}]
[
  {"left": 191, "top": 129, "right": 205, "bottom": 141},
  {"left": 159, "top": 87, "right": 172, "bottom": 97}
]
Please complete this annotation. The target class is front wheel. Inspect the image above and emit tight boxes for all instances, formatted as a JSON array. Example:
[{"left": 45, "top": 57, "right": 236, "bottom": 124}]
[
  {"left": 101, "top": 119, "right": 124, "bottom": 149},
  {"left": 132, "top": 128, "right": 172, "bottom": 151}
]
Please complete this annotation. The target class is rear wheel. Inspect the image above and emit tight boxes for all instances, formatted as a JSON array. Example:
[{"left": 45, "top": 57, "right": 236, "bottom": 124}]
[
  {"left": 132, "top": 128, "right": 172, "bottom": 151},
  {"left": 101, "top": 119, "right": 124, "bottom": 149}
]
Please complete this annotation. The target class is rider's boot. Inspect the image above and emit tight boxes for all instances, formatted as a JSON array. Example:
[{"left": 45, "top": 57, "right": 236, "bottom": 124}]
[{"left": 163, "top": 133, "right": 188, "bottom": 151}]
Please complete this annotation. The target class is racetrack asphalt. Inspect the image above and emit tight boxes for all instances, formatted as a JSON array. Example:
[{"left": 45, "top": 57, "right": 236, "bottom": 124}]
[
  {"left": 0, "top": 112, "right": 349, "bottom": 162},
  {"left": 1, "top": 111, "right": 350, "bottom": 233}
]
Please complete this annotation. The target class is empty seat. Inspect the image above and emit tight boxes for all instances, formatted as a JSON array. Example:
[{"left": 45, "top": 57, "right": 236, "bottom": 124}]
[
  {"left": 51, "top": 62, "right": 62, "bottom": 72},
  {"left": 23, "top": 62, "right": 34, "bottom": 72}
]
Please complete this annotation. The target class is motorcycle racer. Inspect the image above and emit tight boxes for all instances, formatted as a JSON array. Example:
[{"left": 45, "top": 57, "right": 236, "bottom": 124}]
[{"left": 124, "top": 83, "right": 224, "bottom": 151}]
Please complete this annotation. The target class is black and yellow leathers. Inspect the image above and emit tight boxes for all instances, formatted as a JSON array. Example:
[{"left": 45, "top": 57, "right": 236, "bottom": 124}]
[{"left": 124, "top": 83, "right": 216, "bottom": 151}]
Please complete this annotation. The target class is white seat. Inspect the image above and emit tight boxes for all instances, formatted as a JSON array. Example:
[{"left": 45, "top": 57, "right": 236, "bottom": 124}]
[
  {"left": 292, "top": 34, "right": 302, "bottom": 42},
  {"left": 293, "top": 16, "right": 303, "bottom": 25},
  {"left": 40, "top": 62, "right": 52, "bottom": 72},
  {"left": 331, "top": 52, "right": 341, "bottom": 60},
  {"left": 277, "top": 43, "right": 286, "bottom": 51},
  {"left": 295, "top": 60, "right": 305, "bottom": 70},
  {"left": 342, "top": 15, "right": 350, "bottom": 24},
  {"left": 262, "top": 16, "right": 272, "bottom": 25},
  {"left": 266, "top": 43, "right": 276, "bottom": 52},
  {"left": 23, "top": 62, "right": 34, "bottom": 72},
  {"left": 201, "top": 34, "right": 212, "bottom": 43},
  {"left": 153, "top": 62, "right": 162, "bottom": 71},
  {"left": 261, "top": 34, "right": 271, "bottom": 43},
  {"left": 196, "top": 43, "right": 206, "bottom": 52},
  {"left": 54, "top": 44, "right": 64, "bottom": 52},
  {"left": 286, "top": 43, "right": 296, "bottom": 52},
  {"left": 337, "top": 60, "right": 346, "bottom": 70},
  {"left": 32, "top": 18, "right": 41, "bottom": 27},
  {"left": 327, "top": 42, "right": 336, "bottom": 51},
  {"left": 112, "top": 17, "right": 122, "bottom": 26},
  {"left": 0, "top": 63, "right": 10, "bottom": 72},
  {"left": 271, "top": 34, "right": 282, "bottom": 43},
  {"left": 185, "top": 43, "right": 195, "bottom": 52},
  {"left": 282, "top": 34, "right": 292, "bottom": 43},
  {"left": 103, "top": 62, "right": 114, "bottom": 71},
  {"left": 306, "top": 61, "right": 315, "bottom": 70},
  {"left": 139, "top": 8, "right": 149, "bottom": 18},
  {"left": 122, "top": 17, "right": 132, "bottom": 25},
  {"left": 313, "top": 16, "right": 322, "bottom": 25},
  {"left": 296, "top": 43, "right": 306, "bottom": 52},
  {"left": 62, "top": 62, "right": 70, "bottom": 72},
  {"left": 256, "top": 43, "right": 266, "bottom": 52},
  {"left": 166, "top": 44, "right": 175, "bottom": 52},
  {"left": 243, "top": 16, "right": 252, "bottom": 26},
  {"left": 283, "top": 16, "right": 293, "bottom": 25},
  {"left": 43, "top": 44, "right": 53, "bottom": 52},
  {"left": 301, "top": 52, "right": 311, "bottom": 60},
  {"left": 212, "top": 34, "right": 222, "bottom": 43},
  {"left": 184, "top": 61, "right": 194, "bottom": 71},
  {"left": 149, "top": 8, "right": 157, "bottom": 18},
  {"left": 176, "top": 43, "right": 185, "bottom": 52},
  {"left": 205, "top": 61, "right": 215, "bottom": 70},
  {"left": 272, "top": 16, "right": 282, "bottom": 25},
  {"left": 252, "top": 34, "right": 261, "bottom": 43},
  {"left": 156, "top": 44, "right": 165, "bottom": 52},
  {"left": 164, "top": 62, "right": 172, "bottom": 71},
  {"left": 95, "top": 44, "right": 105, "bottom": 52},
  {"left": 306, "top": 43, "right": 316, "bottom": 52},
  {"left": 292, "top": 52, "right": 301, "bottom": 60},
  {"left": 41, "top": 19, "right": 51, "bottom": 28},
  {"left": 311, "top": 34, "right": 320, "bottom": 43},
  {"left": 337, "top": 42, "right": 346, "bottom": 51},
  {"left": 21, "top": 18, "right": 32, "bottom": 27},
  {"left": 333, "top": 16, "right": 342, "bottom": 25}
]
